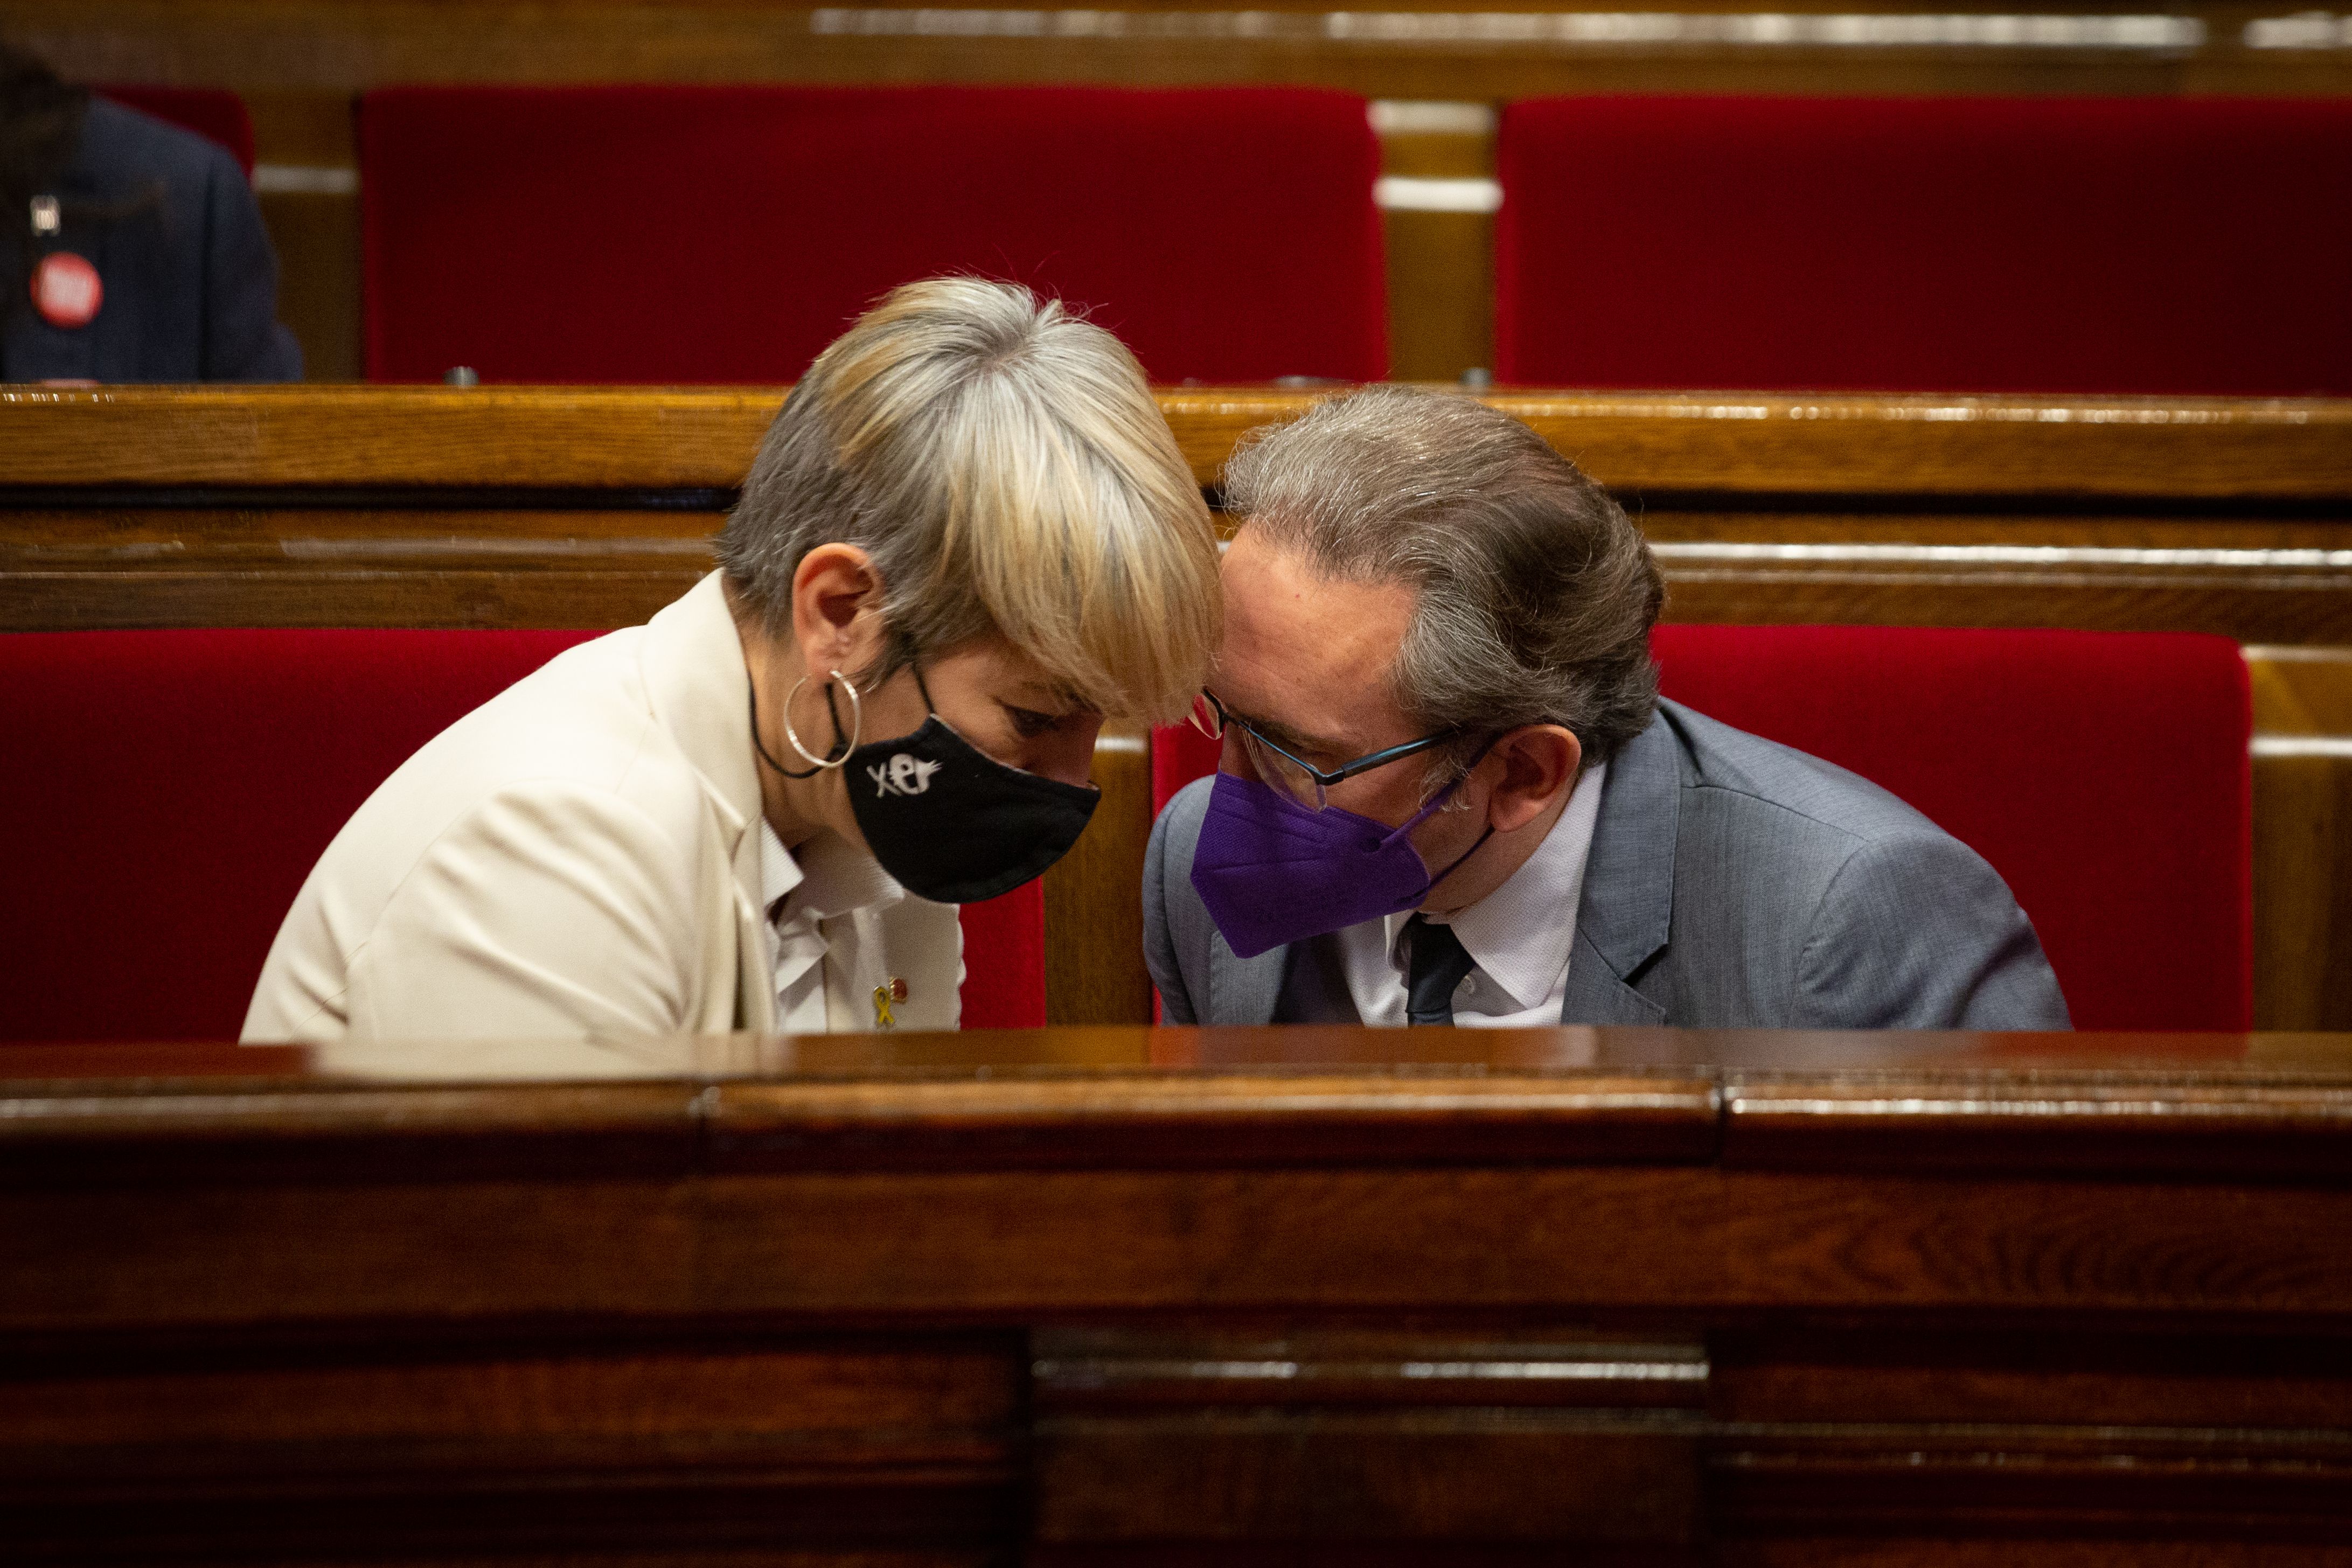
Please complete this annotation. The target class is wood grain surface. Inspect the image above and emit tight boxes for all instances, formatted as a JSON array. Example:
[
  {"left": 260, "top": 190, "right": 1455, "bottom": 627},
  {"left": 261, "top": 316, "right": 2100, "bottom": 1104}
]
[
  {"left": 6, "top": 384, "right": 2349, "bottom": 496},
  {"left": 12, "top": 1028, "right": 2352, "bottom": 1326},
  {"left": 0, "top": 385, "right": 781, "bottom": 487},
  {"left": 10, "top": 1026, "right": 2352, "bottom": 1560},
  {"left": 24, "top": 514, "right": 2352, "bottom": 647},
  {"left": 18, "top": 0, "right": 2352, "bottom": 108}
]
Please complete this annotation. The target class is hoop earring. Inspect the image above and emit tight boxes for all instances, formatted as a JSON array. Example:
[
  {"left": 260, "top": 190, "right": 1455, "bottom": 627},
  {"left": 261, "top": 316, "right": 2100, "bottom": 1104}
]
[{"left": 781, "top": 670, "right": 862, "bottom": 771}]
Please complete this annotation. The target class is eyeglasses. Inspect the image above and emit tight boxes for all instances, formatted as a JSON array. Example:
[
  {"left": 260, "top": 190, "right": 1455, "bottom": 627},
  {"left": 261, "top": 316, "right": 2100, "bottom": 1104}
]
[{"left": 1187, "top": 688, "right": 1460, "bottom": 812}]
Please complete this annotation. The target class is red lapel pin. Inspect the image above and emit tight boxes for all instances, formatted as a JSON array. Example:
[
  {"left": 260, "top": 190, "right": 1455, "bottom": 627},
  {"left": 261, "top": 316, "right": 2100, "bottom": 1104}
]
[{"left": 31, "top": 252, "right": 102, "bottom": 330}]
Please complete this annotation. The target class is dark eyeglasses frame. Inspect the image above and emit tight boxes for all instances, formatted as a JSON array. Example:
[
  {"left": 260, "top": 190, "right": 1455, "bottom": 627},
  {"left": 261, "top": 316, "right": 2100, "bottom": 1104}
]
[{"left": 1191, "top": 688, "right": 1462, "bottom": 793}]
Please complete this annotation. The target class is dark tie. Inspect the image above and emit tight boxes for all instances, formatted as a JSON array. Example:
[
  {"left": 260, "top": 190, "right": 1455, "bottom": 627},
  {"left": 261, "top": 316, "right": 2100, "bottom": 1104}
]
[{"left": 1404, "top": 914, "right": 1477, "bottom": 1026}]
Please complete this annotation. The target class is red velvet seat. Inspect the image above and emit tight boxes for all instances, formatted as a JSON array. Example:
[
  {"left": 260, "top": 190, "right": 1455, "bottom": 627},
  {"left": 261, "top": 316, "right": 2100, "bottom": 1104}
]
[
  {"left": 1151, "top": 625, "right": 2252, "bottom": 1032},
  {"left": 359, "top": 85, "right": 1386, "bottom": 385},
  {"left": 1495, "top": 95, "right": 2352, "bottom": 396},
  {"left": 0, "top": 629, "right": 1043, "bottom": 1044},
  {"left": 96, "top": 86, "right": 256, "bottom": 176}
]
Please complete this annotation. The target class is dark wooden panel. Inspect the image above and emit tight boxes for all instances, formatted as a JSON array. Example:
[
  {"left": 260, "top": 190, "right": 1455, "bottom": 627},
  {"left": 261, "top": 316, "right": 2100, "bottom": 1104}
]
[
  {"left": 1709, "top": 1424, "right": 2352, "bottom": 1539},
  {"left": 2, "top": 1339, "right": 1017, "bottom": 1444},
  {"left": 1714, "top": 1326, "right": 2352, "bottom": 1428},
  {"left": 19, "top": 0, "right": 2352, "bottom": 105},
  {"left": 4, "top": 1333, "right": 1024, "bottom": 1563},
  {"left": 0, "top": 1176, "right": 702, "bottom": 1330},
  {"left": 1722, "top": 1545, "right": 2352, "bottom": 1567},
  {"left": 1719, "top": 1072, "right": 2352, "bottom": 1177},
  {"left": 1026, "top": 1323, "right": 1707, "bottom": 1543},
  {"left": 17, "top": 1032, "right": 2352, "bottom": 1332},
  {"left": 1036, "top": 1411, "right": 1701, "bottom": 1542},
  {"left": 0, "top": 1079, "right": 702, "bottom": 1185},
  {"left": 703, "top": 1070, "right": 1721, "bottom": 1169},
  {"left": 687, "top": 1163, "right": 2352, "bottom": 1320},
  {"left": 12, "top": 1029, "right": 2352, "bottom": 1556}
]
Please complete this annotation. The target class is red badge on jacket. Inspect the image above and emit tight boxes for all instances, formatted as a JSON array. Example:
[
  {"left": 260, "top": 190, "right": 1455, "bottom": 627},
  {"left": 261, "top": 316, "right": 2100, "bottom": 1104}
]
[{"left": 31, "top": 252, "right": 102, "bottom": 330}]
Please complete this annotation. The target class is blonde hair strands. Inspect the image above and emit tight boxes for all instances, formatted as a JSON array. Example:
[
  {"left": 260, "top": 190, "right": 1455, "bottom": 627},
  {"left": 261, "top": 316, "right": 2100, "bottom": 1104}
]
[{"left": 718, "top": 278, "right": 1221, "bottom": 724}]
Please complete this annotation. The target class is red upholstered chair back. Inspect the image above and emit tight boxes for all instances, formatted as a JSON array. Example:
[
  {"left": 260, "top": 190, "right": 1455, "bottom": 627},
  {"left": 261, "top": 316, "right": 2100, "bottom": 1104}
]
[
  {"left": 96, "top": 86, "right": 257, "bottom": 176},
  {"left": 360, "top": 85, "right": 1386, "bottom": 385},
  {"left": 1150, "top": 625, "right": 2252, "bottom": 1032},
  {"left": 1495, "top": 96, "right": 2352, "bottom": 396},
  {"left": 0, "top": 630, "right": 1042, "bottom": 1044}
]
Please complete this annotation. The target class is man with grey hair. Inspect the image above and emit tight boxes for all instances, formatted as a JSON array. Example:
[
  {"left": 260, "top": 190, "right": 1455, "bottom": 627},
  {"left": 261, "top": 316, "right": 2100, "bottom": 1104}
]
[{"left": 1145, "top": 386, "right": 2069, "bottom": 1029}]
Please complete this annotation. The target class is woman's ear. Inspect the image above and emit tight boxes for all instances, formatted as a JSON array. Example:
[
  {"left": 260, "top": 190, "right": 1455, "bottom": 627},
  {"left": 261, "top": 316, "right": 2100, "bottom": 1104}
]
[
  {"left": 790, "top": 544, "right": 883, "bottom": 678},
  {"left": 1485, "top": 724, "right": 1583, "bottom": 833}
]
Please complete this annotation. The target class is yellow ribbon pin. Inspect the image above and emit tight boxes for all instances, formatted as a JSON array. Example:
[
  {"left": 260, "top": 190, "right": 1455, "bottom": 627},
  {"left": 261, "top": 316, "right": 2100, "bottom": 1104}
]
[{"left": 872, "top": 983, "right": 896, "bottom": 1030}]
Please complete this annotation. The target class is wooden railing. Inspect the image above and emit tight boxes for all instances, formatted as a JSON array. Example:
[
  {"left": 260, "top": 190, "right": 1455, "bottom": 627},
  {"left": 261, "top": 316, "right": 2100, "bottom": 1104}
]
[
  {"left": 8, "top": 384, "right": 2351, "bottom": 638},
  {"left": 7, "top": 1025, "right": 2352, "bottom": 1562},
  {"left": 6, "top": 384, "right": 2351, "bottom": 1027}
]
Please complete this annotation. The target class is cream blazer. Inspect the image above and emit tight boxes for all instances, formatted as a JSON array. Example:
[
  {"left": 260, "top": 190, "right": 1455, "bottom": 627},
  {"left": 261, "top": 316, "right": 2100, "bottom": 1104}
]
[{"left": 242, "top": 573, "right": 964, "bottom": 1044}]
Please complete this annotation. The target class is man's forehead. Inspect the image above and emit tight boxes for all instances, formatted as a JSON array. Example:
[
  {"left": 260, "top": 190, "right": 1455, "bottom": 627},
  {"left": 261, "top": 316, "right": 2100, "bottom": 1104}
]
[
  {"left": 1217, "top": 528, "right": 1415, "bottom": 744},
  {"left": 1223, "top": 528, "right": 1414, "bottom": 630}
]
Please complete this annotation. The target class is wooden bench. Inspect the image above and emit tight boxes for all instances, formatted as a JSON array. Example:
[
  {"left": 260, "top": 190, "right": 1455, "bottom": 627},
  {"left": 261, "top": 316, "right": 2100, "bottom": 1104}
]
[
  {"left": 5, "top": 384, "right": 2350, "bottom": 1026},
  {"left": 8, "top": 1025, "right": 2352, "bottom": 1563}
]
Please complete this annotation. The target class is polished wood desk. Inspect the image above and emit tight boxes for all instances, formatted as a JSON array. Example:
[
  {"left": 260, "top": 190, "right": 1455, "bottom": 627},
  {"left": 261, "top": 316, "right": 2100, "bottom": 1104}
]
[{"left": 7, "top": 1027, "right": 2352, "bottom": 1564}]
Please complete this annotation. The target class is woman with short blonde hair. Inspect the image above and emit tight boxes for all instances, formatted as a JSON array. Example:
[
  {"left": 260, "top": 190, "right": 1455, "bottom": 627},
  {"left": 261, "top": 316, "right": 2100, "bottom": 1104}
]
[
  {"left": 721, "top": 276, "right": 1216, "bottom": 724},
  {"left": 246, "top": 278, "right": 1218, "bottom": 1045}
]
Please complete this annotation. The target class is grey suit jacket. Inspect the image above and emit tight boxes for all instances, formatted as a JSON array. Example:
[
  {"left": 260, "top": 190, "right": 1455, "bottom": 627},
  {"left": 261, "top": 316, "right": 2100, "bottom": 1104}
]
[{"left": 1143, "top": 699, "right": 2070, "bottom": 1029}]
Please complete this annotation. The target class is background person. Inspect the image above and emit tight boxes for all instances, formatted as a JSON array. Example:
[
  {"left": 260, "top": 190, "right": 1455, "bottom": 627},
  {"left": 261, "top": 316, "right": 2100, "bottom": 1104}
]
[
  {"left": 1, "top": 39, "right": 300, "bottom": 382},
  {"left": 246, "top": 277, "right": 1219, "bottom": 1044},
  {"left": 1146, "top": 385, "right": 2069, "bottom": 1030}
]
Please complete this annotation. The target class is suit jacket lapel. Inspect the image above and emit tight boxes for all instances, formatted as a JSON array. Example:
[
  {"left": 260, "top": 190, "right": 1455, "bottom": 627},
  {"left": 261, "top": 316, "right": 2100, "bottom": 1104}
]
[
  {"left": 1561, "top": 711, "right": 1680, "bottom": 1026},
  {"left": 640, "top": 572, "right": 774, "bottom": 1034}
]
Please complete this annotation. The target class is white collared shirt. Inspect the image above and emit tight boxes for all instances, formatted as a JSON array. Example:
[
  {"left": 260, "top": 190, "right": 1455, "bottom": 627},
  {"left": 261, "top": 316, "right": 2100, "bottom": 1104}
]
[
  {"left": 1339, "top": 762, "right": 1608, "bottom": 1028},
  {"left": 759, "top": 820, "right": 908, "bottom": 1033}
]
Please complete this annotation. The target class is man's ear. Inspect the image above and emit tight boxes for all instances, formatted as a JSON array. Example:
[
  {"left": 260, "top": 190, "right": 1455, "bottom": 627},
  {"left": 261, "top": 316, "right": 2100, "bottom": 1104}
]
[
  {"left": 1484, "top": 724, "right": 1583, "bottom": 833},
  {"left": 790, "top": 544, "right": 884, "bottom": 678}
]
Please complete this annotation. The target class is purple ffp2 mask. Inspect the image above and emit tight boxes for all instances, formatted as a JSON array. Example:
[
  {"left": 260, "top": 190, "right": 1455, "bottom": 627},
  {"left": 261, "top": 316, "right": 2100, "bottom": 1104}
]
[{"left": 1188, "top": 771, "right": 1484, "bottom": 959}]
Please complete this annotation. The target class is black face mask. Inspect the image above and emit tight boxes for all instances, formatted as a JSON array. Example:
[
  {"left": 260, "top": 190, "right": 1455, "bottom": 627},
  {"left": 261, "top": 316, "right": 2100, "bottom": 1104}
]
[
  {"left": 751, "top": 665, "right": 1099, "bottom": 905},
  {"left": 845, "top": 713, "right": 1099, "bottom": 904}
]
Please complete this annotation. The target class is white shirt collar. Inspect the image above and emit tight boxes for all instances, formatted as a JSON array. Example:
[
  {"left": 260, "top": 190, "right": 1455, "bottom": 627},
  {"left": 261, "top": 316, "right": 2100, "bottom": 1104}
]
[
  {"left": 759, "top": 820, "right": 904, "bottom": 928},
  {"left": 1382, "top": 760, "right": 1609, "bottom": 1011}
]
